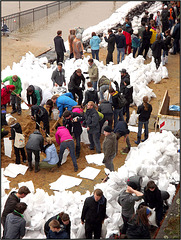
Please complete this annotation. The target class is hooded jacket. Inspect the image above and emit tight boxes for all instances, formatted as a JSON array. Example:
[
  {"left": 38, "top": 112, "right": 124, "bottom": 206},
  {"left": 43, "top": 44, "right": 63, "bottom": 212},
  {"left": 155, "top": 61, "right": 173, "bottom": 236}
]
[
  {"left": 104, "top": 33, "right": 116, "bottom": 52},
  {"left": 102, "top": 132, "right": 117, "bottom": 162},
  {"left": 88, "top": 63, "right": 99, "bottom": 82},
  {"left": 143, "top": 186, "right": 163, "bottom": 209},
  {"left": 83, "top": 88, "right": 99, "bottom": 106},
  {"left": 26, "top": 130, "right": 44, "bottom": 151},
  {"left": 90, "top": 35, "right": 101, "bottom": 50},
  {"left": 68, "top": 71, "right": 85, "bottom": 91},
  {"left": 2, "top": 76, "right": 22, "bottom": 95},
  {"left": 4, "top": 211, "right": 26, "bottom": 239},
  {"left": 115, "top": 32, "right": 126, "bottom": 48},
  {"left": 151, "top": 39, "right": 165, "bottom": 58},
  {"left": 123, "top": 31, "right": 131, "bottom": 45},
  {"left": 114, "top": 120, "right": 130, "bottom": 136},
  {"left": 1, "top": 191, "right": 20, "bottom": 227},
  {"left": 54, "top": 35, "right": 66, "bottom": 54},
  {"left": 27, "top": 85, "right": 42, "bottom": 106},
  {"left": 120, "top": 73, "right": 130, "bottom": 93},
  {"left": 51, "top": 68, "right": 65, "bottom": 86},
  {"left": 42, "top": 143, "right": 59, "bottom": 165},
  {"left": 84, "top": 108, "right": 100, "bottom": 134},
  {"left": 55, "top": 126, "right": 73, "bottom": 145},
  {"left": 1, "top": 85, "right": 16, "bottom": 105},
  {"left": 56, "top": 93, "right": 77, "bottom": 118},
  {"left": 81, "top": 195, "right": 107, "bottom": 224}
]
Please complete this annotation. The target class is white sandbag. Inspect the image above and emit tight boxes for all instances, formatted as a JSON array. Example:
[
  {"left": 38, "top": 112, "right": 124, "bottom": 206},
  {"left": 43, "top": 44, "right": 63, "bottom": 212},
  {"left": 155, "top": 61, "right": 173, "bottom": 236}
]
[
  {"left": 148, "top": 207, "right": 158, "bottom": 227},
  {"left": 161, "top": 66, "right": 169, "bottom": 79},
  {"left": 3, "top": 138, "right": 12, "bottom": 158},
  {"left": 52, "top": 109, "right": 59, "bottom": 120},
  {"left": 78, "top": 167, "right": 101, "bottom": 180},
  {"left": 128, "top": 110, "right": 138, "bottom": 126},
  {"left": 61, "top": 149, "right": 69, "bottom": 165},
  {"left": 80, "top": 127, "right": 90, "bottom": 144},
  {"left": 85, "top": 153, "right": 104, "bottom": 166},
  {"left": 24, "top": 210, "right": 31, "bottom": 227},
  {"left": 76, "top": 224, "right": 86, "bottom": 239},
  {"left": 101, "top": 222, "right": 107, "bottom": 238}
]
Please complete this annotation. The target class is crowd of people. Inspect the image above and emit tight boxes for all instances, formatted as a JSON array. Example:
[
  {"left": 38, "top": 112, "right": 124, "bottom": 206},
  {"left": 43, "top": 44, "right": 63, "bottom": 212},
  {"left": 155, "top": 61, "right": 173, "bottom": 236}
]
[{"left": 1, "top": 1, "right": 180, "bottom": 239}]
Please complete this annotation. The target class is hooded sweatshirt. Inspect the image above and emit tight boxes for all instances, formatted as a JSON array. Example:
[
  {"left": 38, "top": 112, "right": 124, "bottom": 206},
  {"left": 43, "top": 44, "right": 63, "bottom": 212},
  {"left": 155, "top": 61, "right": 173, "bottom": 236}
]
[
  {"left": 83, "top": 87, "right": 99, "bottom": 106},
  {"left": 1, "top": 85, "right": 16, "bottom": 105},
  {"left": 90, "top": 35, "right": 101, "bottom": 50}
]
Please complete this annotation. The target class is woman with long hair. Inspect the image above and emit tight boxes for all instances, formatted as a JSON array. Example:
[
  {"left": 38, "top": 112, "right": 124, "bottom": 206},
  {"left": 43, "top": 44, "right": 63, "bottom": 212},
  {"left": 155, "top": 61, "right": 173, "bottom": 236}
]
[{"left": 135, "top": 96, "right": 152, "bottom": 144}]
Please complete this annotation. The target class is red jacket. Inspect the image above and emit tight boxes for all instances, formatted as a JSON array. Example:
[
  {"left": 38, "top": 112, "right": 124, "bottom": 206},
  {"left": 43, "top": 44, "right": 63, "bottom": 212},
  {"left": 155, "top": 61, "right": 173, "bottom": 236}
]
[
  {"left": 123, "top": 31, "right": 131, "bottom": 45},
  {"left": 1, "top": 85, "right": 15, "bottom": 105}
]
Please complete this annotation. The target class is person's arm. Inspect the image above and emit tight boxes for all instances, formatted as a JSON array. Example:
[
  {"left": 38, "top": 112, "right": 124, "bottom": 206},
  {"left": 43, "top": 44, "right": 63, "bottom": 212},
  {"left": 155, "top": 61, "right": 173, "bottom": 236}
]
[
  {"left": 137, "top": 105, "right": 143, "bottom": 114},
  {"left": 34, "top": 90, "right": 41, "bottom": 105},
  {"left": 70, "top": 75, "right": 79, "bottom": 90},
  {"left": 2, "top": 76, "right": 12, "bottom": 83},
  {"left": 58, "top": 105, "right": 64, "bottom": 118},
  {"left": 55, "top": 132, "right": 60, "bottom": 145},
  {"left": 62, "top": 39, "right": 66, "bottom": 53},
  {"left": 81, "top": 199, "right": 88, "bottom": 224},
  {"left": 19, "top": 220, "right": 26, "bottom": 238},
  {"left": 82, "top": 91, "right": 88, "bottom": 106},
  {"left": 51, "top": 70, "right": 56, "bottom": 85},
  {"left": 43, "top": 148, "right": 51, "bottom": 162},
  {"left": 9, "top": 127, "right": 15, "bottom": 140}
]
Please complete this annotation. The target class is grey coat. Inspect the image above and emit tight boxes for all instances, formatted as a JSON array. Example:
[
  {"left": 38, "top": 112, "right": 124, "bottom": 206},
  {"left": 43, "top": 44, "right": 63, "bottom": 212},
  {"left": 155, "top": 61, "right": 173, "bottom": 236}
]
[
  {"left": 26, "top": 130, "right": 44, "bottom": 151},
  {"left": 102, "top": 132, "right": 117, "bottom": 162},
  {"left": 51, "top": 68, "right": 65, "bottom": 86}
]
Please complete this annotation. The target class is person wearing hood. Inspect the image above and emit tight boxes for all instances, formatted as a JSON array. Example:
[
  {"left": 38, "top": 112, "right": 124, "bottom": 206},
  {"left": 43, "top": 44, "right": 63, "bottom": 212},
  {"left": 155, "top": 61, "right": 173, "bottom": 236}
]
[
  {"left": 115, "top": 28, "right": 126, "bottom": 63},
  {"left": 51, "top": 62, "right": 66, "bottom": 87},
  {"left": 83, "top": 82, "right": 99, "bottom": 106},
  {"left": 26, "top": 129, "right": 44, "bottom": 172},
  {"left": 131, "top": 29, "right": 140, "bottom": 58},
  {"left": 2, "top": 75, "right": 22, "bottom": 115},
  {"left": 104, "top": 29, "right": 116, "bottom": 65},
  {"left": 31, "top": 105, "right": 50, "bottom": 135},
  {"left": 122, "top": 78, "right": 133, "bottom": 123},
  {"left": 8, "top": 117, "right": 27, "bottom": 164},
  {"left": 54, "top": 30, "right": 66, "bottom": 64},
  {"left": 151, "top": 34, "right": 165, "bottom": 69},
  {"left": 90, "top": 32, "right": 101, "bottom": 60},
  {"left": 87, "top": 58, "right": 99, "bottom": 90},
  {"left": 26, "top": 85, "right": 42, "bottom": 106},
  {"left": 47, "top": 219, "right": 69, "bottom": 239},
  {"left": 55, "top": 124, "right": 78, "bottom": 172},
  {"left": 51, "top": 93, "right": 77, "bottom": 118},
  {"left": 73, "top": 33, "right": 84, "bottom": 60},
  {"left": 1, "top": 186, "right": 30, "bottom": 228},
  {"left": 81, "top": 188, "right": 107, "bottom": 239},
  {"left": 1, "top": 84, "right": 16, "bottom": 108},
  {"left": 68, "top": 68, "right": 85, "bottom": 105},
  {"left": 118, "top": 182, "right": 143, "bottom": 235},
  {"left": 4, "top": 202, "right": 27, "bottom": 239},
  {"left": 68, "top": 29, "right": 76, "bottom": 59}
]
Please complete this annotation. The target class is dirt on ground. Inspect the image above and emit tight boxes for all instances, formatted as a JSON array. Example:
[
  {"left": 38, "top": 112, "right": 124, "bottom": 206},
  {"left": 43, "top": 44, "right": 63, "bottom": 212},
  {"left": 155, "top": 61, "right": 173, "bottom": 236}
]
[{"left": 1, "top": 37, "right": 180, "bottom": 200}]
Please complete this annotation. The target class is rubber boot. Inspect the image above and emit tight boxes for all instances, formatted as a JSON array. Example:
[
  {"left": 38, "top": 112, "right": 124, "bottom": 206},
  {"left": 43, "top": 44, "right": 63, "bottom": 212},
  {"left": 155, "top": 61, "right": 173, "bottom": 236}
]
[
  {"left": 34, "top": 162, "right": 40, "bottom": 173},
  {"left": 28, "top": 162, "right": 33, "bottom": 171}
]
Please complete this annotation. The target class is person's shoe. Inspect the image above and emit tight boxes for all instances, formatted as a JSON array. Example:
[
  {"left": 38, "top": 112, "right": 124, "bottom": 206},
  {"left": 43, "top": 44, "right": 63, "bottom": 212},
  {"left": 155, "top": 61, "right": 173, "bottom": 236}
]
[
  {"left": 57, "top": 162, "right": 61, "bottom": 168},
  {"left": 76, "top": 153, "right": 80, "bottom": 159},
  {"left": 122, "top": 147, "right": 130, "bottom": 153},
  {"left": 34, "top": 162, "right": 40, "bottom": 173},
  {"left": 28, "top": 162, "right": 33, "bottom": 171},
  {"left": 34, "top": 168, "right": 40, "bottom": 173},
  {"left": 141, "top": 138, "right": 148, "bottom": 142},
  {"left": 11, "top": 109, "right": 17, "bottom": 114},
  {"left": 17, "top": 111, "right": 21, "bottom": 115},
  {"left": 74, "top": 166, "right": 78, "bottom": 172},
  {"left": 134, "top": 140, "right": 140, "bottom": 145},
  {"left": 23, "top": 159, "right": 27, "bottom": 163}
]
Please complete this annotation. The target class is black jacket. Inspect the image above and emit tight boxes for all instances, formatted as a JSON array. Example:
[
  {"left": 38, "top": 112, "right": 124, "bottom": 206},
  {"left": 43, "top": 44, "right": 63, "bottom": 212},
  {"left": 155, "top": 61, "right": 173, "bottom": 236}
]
[
  {"left": 104, "top": 33, "right": 116, "bottom": 53},
  {"left": 142, "top": 30, "right": 152, "bottom": 46},
  {"left": 68, "top": 71, "right": 85, "bottom": 91},
  {"left": 123, "top": 85, "right": 133, "bottom": 104},
  {"left": 137, "top": 103, "right": 152, "bottom": 122},
  {"left": 114, "top": 120, "right": 129, "bottom": 136},
  {"left": 26, "top": 130, "right": 44, "bottom": 151},
  {"left": 51, "top": 68, "right": 65, "bottom": 86},
  {"left": 27, "top": 85, "right": 42, "bottom": 106},
  {"left": 98, "top": 101, "right": 113, "bottom": 115},
  {"left": 151, "top": 39, "right": 165, "bottom": 58},
  {"left": 63, "top": 112, "right": 84, "bottom": 137},
  {"left": 172, "top": 23, "right": 180, "bottom": 40},
  {"left": 81, "top": 195, "right": 107, "bottom": 224},
  {"left": 31, "top": 105, "right": 49, "bottom": 126},
  {"left": 161, "top": 9, "right": 169, "bottom": 23},
  {"left": 83, "top": 88, "right": 99, "bottom": 106},
  {"left": 163, "top": 35, "right": 172, "bottom": 51},
  {"left": 1, "top": 191, "right": 20, "bottom": 226},
  {"left": 111, "top": 91, "right": 121, "bottom": 109},
  {"left": 84, "top": 108, "right": 100, "bottom": 134},
  {"left": 9, "top": 123, "right": 22, "bottom": 140},
  {"left": 120, "top": 73, "right": 130, "bottom": 93},
  {"left": 54, "top": 35, "right": 66, "bottom": 54},
  {"left": 143, "top": 186, "right": 163, "bottom": 209},
  {"left": 115, "top": 33, "right": 126, "bottom": 48},
  {"left": 126, "top": 215, "right": 151, "bottom": 239},
  {"left": 44, "top": 214, "right": 71, "bottom": 238}
]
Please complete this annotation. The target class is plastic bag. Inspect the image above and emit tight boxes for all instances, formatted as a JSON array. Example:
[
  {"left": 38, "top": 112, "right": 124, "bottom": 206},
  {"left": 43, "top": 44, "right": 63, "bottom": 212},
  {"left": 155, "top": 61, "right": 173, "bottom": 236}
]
[
  {"left": 4, "top": 138, "right": 12, "bottom": 158},
  {"left": 61, "top": 149, "right": 69, "bottom": 165},
  {"left": 129, "top": 110, "right": 138, "bottom": 126},
  {"left": 76, "top": 224, "right": 86, "bottom": 239},
  {"left": 148, "top": 207, "right": 158, "bottom": 227},
  {"left": 52, "top": 109, "right": 59, "bottom": 120}
]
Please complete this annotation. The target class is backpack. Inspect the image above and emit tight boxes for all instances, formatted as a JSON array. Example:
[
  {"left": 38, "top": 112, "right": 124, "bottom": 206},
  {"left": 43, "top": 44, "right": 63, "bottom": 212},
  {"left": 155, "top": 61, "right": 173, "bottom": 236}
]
[
  {"left": 98, "top": 111, "right": 104, "bottom": 121},
  {"left": 117, "top": 93, "right": 127, "bottom": 108},
  {"left": 14, "top": 130, "right": 25, "bottom": 148}
]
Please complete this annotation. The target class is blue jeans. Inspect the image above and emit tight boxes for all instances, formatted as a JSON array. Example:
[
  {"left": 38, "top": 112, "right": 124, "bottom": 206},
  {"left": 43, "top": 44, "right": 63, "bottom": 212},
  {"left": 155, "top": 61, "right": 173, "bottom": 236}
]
[
  {"left": 132, "top": 47, "right": 138, "bottom": 58},
  {"left": 163, "top": 50, "right": 168, "bottom": 57},
  {"left": 100, "top": 85, "right": 109, "bottom": 101},
  {"left": 91, "top": 81, "right": 97, "bottom": 91},
  {"left": 88, "top": 132, "right": 101, "bottom": 153},
  {"left": 91, "top": 49, "right": 99, "bottom": 60},
  {"left": 137, "top": 120, "right": 149, "bottom": 142},
  {"left": 117, "top": 47, "right": 125, "bottom": 63},
  {"left": 124, "top": 104, "right": 130, "bottom": 123},
  {"left": 173, "top": 39, "right": 180, "bottom": 54},
  {"left": 58, "top": 140, "right": 78, "bottom": 168},
  {"left": 113, "top": 108, "right": 124, "bottom": 129}
]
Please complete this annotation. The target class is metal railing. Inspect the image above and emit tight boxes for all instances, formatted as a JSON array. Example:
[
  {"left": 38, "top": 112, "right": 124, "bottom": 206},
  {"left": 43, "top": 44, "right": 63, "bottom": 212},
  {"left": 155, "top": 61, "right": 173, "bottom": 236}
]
[{"left": 1, "top": 1, "right": 75, "bottom": 32}]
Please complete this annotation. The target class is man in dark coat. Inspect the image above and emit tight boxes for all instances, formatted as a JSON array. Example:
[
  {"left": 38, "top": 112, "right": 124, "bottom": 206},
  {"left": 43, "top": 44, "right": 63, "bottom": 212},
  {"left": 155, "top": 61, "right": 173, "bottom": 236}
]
[
  {"left": 122, "top": 78, "right": 133, "bottom": 123},
  {"left": 119, "top": 69, "right": 130, "bottom": 93},
  {"left": 84, "top": 101, "right": 101, "bottom": 153},
  {"left": 171, "top": 18, "right": 180, "bottom": 55},
  {"left": 63, "top": 110, "right": 84, "bottom": 158},
  {"left": 1, "top": 186, "right": 30, "bottom": 228},
  {"left": 51, "top": 62, "right": 66, "bottom": 87},
  {"left": 81, "top": 189, "right": 107, "bottom": 239},
  {"left": 161, "top": 5, "right": 169, "bottom": 33},
  {"left": 115, "top": 28, "right": 126, "bottom": 63},
  {"left": 98, "top": 99, "right": 113, "bottom": 130},
  {"left": 138, "top": 25, "right": 152, "bottom": 59},
  {"left": 26, "top": 130, "right": 44, "bottom": 172},
  {"left": 54, "top": 30, "right": 66, "bottom": 64},
  {"left": 151, "top": 34, "right": 165, "bottom": 69},
  {"left": 68, "top": 68, "right": 85, "bottom": 105},
  {"left": 83, "top": 82, "right": 99, "bottom": 106},
  {"left": 104, "top": 29, "right": 116, "bottom": 65},
  {"left": 31, "top": 105, "right": 50, "bottom": 135}
]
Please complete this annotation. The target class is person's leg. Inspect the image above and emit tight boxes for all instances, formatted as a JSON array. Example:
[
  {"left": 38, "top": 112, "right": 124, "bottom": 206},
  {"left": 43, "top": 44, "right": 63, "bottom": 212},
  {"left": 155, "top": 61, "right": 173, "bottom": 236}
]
[
  {"left": 76, "top": 89, "right": 83, "bottom": 105},
  {"left": 126, "top": 135, "right": 131, "bottom": 149},
  {"left": 93, "top": 222, "right": 102, "bottom": 239},
  {"left": 75, "top": 134, "right": 81, "bottom": 158},
  {"left": 43, "top": 118, "right": 50, "bottom": 135},
  {"left": 16, "top": 94, "right": 22, "bottom": 114},
  {"left": 138, "top": 43, "right": 143, "bottom": 55},
  {"left": 27, "top": 149, "right": 33, "bottom": 171},
  {"left": 120, "top": 47, "right": 125, "bottom": 62},
  {"left": 125, "top": 104, "right": 130, "bottom": 123},
  {"left": 106, "top": 114, "right": 113, "bottom": 128},
  {"left": 106, "top": 51, "right": 112, "bottom": 65},
  {"left": 88, "top": 133, "right": 95, "bottom": 150},
  {"left": 121, "top": 214, "right": 129, "bottom": 234},
  {"left": 113, "top": 109, "right": 119, "bottom": 129},
  {"left": 95, "top": 50, "right": 99, "bottom": 61},
  {"left": 128, "top": 43, "right": 132, "bottom": 54},
  {"left": 70, "top": 52, "right": 74, "bottom": 59},
  {"left": 58, "top": 142, "right": 66, "bottom": 166},
  {"left": 104, "top": 156, "right": 114, "bottom": 171},
  {"left": 117, "top": 48, "right": 121, "bottom": 64},
  {"left": 92, "top": 133, "right": 101, "bottom": 153},
  {"left": 144, "top": 120, "right": 149, "bottom": 140},
  {"left": 99, "top": 117, "right": 105, "bottom": 135},
  {"left": 165, "top": 50, "right": 168, "bottom": 63},
  {"left": 118, "top": 108, "right": 124, "bottom": 122},
  {"left": 133, "top": 47, "right": 136, "bottom": 58},
  {"left": 156, "top": 205, "right": 163, "bottom": 227},
  {"left": 85, "top": 222, "right": 93, "bottom": 239},
  {"left": 20, "top": 147, "right": 27, "bottom": 162},
  {"left": 99, "top": 85, "right": 108, "bottom": 101},
  {"left": 92, "top": 81, "right": 97, "bottom": 91},
  {"left": 10, "top": 95, "right": 17, "bottom": 113},
  {"left": 91, "top": 49, "right": 95, "bottom": 59},
  {"left": 69, "top": 89, "right": 76, "bottom": 100},
  {"left": 135, "top": 121, "right": 143, "bottom": 144},
  {"left": 68, "top": 141, "right": 78, "bottom": 170},
  {"left": 34, "top": 150, "right": 40, "bottom": 173},
  {"left": 14, "top": 146, "right": 20, "bottom": 164}
]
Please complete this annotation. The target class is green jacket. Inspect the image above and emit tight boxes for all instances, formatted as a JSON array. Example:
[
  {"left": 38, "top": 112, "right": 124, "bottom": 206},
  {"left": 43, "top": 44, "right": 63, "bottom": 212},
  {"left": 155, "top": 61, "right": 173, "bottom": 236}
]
[
  {"left": 88, "top": 63, "right": 99, "bottom": 82},
  {"left": 2, "top": 76, "right": 22, "bottom": 95},
  {"left": 98, "top": 75, "right": 110, "bottom": 88}
]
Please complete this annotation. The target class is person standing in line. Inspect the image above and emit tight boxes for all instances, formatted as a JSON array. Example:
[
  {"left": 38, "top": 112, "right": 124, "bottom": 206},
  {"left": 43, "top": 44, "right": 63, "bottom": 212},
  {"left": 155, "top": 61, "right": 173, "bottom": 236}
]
[
  {"left": 73, "top": 34, "right": 84, "bottom": 60},
  {"left": 90, "top": 32, "right": 101, "bottom": 60},
  {"left": 162, "top": 29, "right": 172, "bottom": 65},
  {"left": 4, "top": 202, "right": 27, "bottom": 239},
  {"left": 138, "top": 21, "right": 146, "bottom": 55},
  {"left": 151, "top": 34, "right": 165, "bottom": 70},
  {"left": 68, "top": 29, "right": 76, "bottom": 59},
  {"left": 118, "top": 182, "right": 143, "bottom": 235},
  {"left": 1, "top": 186, "right": 30, "bottom": 228},
  {"left": 122, "top": 78, "right": 133, "bottom": 123},
  {"left": 81, "top": 189, "right": 107, "bottom": 239},
  {"left": 2, "top": 75, "right": 22, "bottom": 115},
  {"left": 155, "top": 11, "right": 162, "bottom": 31},
  {"left": 102, "top": 126, "right": 117, "bottom": 171},
  {"left": 87, "top": 58, "right": 99, "bottom": 90},
  {"left": 51, "top": 62, "right": 66, "bottom": 87},
  {"left": 161, "top": 5, "right": 169, "bottom": 33},
  {"left": 83, "top": 82, "right": 99, "bottom": 107},
  {"left": 104, "top": 29, "right": 116, "bottom": 65},
  {"left": 131, "top": 29, "right": 140, "bottom": 58},
  {"left": 119, "top": 68, "right": 130, "bottom": 93},
  {"left": 84, "top": 101, "right": 101, "bottom": 153},
  {"left": 122, "top": 26, "right": 132, "bottom": 55},
  {"left": 139, "top": 25, "right": 152, "bottom": 59},
  {"left": 135, "top": 96, "right": 152, "bottom": 145},
  {"left": 115, "top": 28, "right": 126, "bottom": 63},
  {"left": 171, "top": 18, "right": 180, "bottom": 55},
  {"left": 54, "top": 30, "right": 66, "bottom": 64}
]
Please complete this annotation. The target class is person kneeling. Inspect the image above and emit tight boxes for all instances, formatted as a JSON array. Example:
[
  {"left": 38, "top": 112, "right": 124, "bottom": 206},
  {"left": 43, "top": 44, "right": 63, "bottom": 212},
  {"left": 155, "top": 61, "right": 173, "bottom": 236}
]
[{"left": 47, "top": 219, "right": 69, "bottom": 239}]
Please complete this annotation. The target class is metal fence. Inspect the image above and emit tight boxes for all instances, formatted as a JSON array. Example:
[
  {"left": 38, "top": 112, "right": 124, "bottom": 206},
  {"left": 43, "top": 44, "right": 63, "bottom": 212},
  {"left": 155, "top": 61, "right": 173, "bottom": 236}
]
[{"left": 1, "top": 1, "right": 75, "bottom": 32}]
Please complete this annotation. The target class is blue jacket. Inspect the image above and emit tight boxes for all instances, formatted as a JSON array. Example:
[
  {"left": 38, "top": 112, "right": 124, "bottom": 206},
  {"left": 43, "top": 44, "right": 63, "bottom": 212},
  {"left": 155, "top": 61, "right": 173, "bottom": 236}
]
[
  {"left": 115, "top": 33, "right": 126, "bottom": 48},
  {"left": 43, "top": 144, "right": 59, "bottom": 165},
  {"left": 131, "top": 35, "right": 140, "bottom": 48},
  {"left": 47, "top": 229, "right": 69, "bottom": 239},
  {"left": 90, "top": 36, "right": 101, "bottom": 50},
  {"left": 56, "top": 93, "right": 77, "bottom": 118}
]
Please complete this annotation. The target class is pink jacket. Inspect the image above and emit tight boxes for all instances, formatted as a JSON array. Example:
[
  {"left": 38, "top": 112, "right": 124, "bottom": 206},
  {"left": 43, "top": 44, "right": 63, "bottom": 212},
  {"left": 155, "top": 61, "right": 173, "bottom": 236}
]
[
  {"left": 55, "top": 126, "right": 73, "bottom": 145},
  {"left": 72, "top": 107, "right": 83, "bottom": 114}
]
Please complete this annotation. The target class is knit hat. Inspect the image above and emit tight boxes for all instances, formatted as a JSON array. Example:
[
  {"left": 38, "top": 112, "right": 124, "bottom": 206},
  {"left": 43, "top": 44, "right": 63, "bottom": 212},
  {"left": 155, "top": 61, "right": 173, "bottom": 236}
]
[
  {"left": 127, "top": 180, "right": 137, "bottom": 190},
  {"left": 76, "top": 33, "right": 81, "bottom": 39},
  {"left": 8, "top": 117, "right": 16, "bottom": 126},
  {"left": 104, "top": 126, "right": 112, "bottom": 133}
]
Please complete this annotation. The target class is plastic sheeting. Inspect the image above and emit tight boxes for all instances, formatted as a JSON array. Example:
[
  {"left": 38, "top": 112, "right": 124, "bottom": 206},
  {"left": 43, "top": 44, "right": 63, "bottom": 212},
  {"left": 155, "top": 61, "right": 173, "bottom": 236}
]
[
  {"left": 85, "top": 153, "right": 104, "bottom": 166},
  {"left": 49, "top": 175, "right": 82, "bottom": 191},
  {"left": 3, "top": 138, "right": 12, "bottom": 158},
  {"left": 80, "top": 127, "right": 90, "bottom": 144},
  {"left": 78, "top": 167, "right": 101, "bottom": 180}
]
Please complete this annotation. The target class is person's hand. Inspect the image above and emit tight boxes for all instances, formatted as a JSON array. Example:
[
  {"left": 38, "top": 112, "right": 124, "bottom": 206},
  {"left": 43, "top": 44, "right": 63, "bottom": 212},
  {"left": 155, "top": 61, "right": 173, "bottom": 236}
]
[
  {"left": 16, "top": 94, "right": 20, "bottom": 97},
  {"left": 31, "top": 116, "right": 35, "bottom": 120},
  {"left": 27, "top": 104, "right": 32, "bottom": 107},
  {"left": 55, "top": 83, "right": 58, "bottom": 87},
  {"left": 87, "top": 127, "right": 90, "bottom": 131},
  {"left": 127, "top": 185, "right": 134, "bottom": 193},
  {"left": 64, "top": 82, "right": 66, "bottom": 86},
  {"left": 81, "top": 220, "right": 84, "bottom": 224}
]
